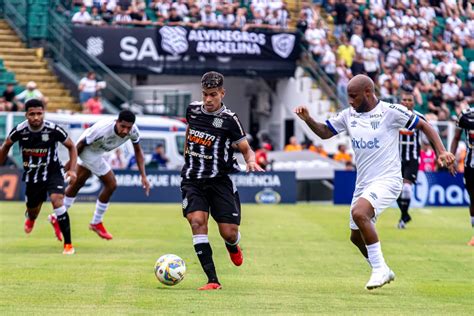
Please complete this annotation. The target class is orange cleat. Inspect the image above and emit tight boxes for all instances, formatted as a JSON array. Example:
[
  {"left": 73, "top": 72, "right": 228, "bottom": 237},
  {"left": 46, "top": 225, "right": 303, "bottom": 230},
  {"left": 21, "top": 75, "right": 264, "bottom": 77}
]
[
  {"left": 62, "top": 244, "right": 75, "bottom": 255},
  {"left": 48, "top": 214, "right": 63, "bottom": 242},
  {"left": 198, "top": 283, "right": 222, "bottom": 291},
  {"left": 24, "top": 218, "right": 35, "bottom": 234},
  {"left": 89, "top": 222, "right": 113, "bottom": 240},
  {"left": 468, "top": 237, "right": 474, "bottom": 246},
  {"left": 227, "top": 245, "right": 243, "bottom": 266}
]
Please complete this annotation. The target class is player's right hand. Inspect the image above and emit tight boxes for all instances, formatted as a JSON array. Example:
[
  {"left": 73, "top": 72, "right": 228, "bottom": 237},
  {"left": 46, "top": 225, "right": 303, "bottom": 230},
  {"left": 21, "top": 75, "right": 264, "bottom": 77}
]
[
  {"left": 448, "top": 164, "right": 457, "bottom": 176},
  {"left": 65, "top": 170, "right": 77, "bottom": 184},
  {"left": 294, "top": 106, "right": 311, "bottom": 122}
]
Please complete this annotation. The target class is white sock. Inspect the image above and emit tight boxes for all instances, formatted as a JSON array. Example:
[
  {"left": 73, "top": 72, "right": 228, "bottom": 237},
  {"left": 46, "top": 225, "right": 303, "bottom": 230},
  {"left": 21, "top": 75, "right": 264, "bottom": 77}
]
[
  {"left": 64, "top": 196, "right": 76, "bottom": 210},
  {"left": 471, "top": 216, "right": 474, "bottom": 227},
  {"left": 53, "top": 206, "right": 67, "bottom": 217},
  {"left": 91, "top": 200, "right": 109, "bottom": 224},
  {"left": 225, "top": 232, "right": 241, "bottom": 246},
  {"left": 192, "top": 234, "right": 209, "bottom": 245},
  {"left": 366, "top": 242, "right": 387, "bottom": 271}
]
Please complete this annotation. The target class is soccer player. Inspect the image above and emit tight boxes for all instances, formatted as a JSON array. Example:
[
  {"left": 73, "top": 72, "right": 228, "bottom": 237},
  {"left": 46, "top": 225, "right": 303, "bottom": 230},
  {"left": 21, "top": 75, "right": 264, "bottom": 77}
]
[
  {"left": 0, "top": 99, "right": 78, "bottom": 254},
  {"left": 294, "top": 75, "right": 454, "bottom": 290},
  {"left": 61, "top": 110, "right": 150, "bottom": 240},
  {"left": 182, "top": 71, "right": 263, "bottom": 290},
  {"left": 449, "top": 107, "right": 474, "bottom": 246},
  {"left": 396, "top": 89, "right": 427, "bottom": 229}
]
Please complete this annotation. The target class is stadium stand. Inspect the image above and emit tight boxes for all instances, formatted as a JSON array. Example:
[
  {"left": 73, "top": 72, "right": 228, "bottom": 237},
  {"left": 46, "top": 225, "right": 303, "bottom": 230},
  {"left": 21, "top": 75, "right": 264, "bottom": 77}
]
[{"left": 0, "top": 19, "right": 80, "bottom": 112}]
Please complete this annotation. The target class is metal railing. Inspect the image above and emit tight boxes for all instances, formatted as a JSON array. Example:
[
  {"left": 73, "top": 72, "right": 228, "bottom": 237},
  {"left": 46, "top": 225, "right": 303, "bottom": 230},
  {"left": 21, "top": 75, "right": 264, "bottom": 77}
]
[{"left": 47, "top": 7, "right": 133, "bottom": 107}]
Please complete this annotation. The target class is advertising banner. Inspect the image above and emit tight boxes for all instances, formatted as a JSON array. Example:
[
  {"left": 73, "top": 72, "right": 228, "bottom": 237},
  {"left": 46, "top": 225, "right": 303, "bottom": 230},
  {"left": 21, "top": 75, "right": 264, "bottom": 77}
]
[
  {"left": 334, "top": 171, "right": 470, "bottom": 207},
  {"left": 0, "top": 168, "right": 22, "bottom": 201},
  {"left": 70, "top": 170, "right": 296, "bottom": 204},
  {"left": 72, "top": 26, "right": 300, "bottom": 76}
]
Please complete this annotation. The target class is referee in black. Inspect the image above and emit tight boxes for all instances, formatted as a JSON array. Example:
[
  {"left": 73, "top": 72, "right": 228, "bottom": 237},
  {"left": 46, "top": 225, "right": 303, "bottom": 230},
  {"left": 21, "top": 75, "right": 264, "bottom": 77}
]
[
  {"left": 0, "top": 99, "right": 78, "bottom": 254},
  {"left": 181, "top": 71, "right": 263, "bottom": 290},
  {"left": 397, "top": 87, "right": 426, "bottom": 229}
]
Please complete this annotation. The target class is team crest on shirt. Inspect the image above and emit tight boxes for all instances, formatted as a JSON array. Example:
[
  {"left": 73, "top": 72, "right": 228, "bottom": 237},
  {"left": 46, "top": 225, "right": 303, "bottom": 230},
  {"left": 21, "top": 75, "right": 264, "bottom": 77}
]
[
  {"left": 212, "top": 118, "right": 224, "bottom": 128},
  {"left": 41, "top": 133, "right": 49, "bottom": 142},
  {"left": 371, "top": 120, "right": 380, "bottom": 130},
  {"left": 350, "top": 120, "right": 357, "bottom": 128}
]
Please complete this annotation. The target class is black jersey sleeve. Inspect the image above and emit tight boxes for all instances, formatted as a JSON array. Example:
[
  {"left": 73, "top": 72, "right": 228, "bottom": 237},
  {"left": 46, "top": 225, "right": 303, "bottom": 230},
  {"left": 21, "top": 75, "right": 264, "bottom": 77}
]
[
  {"left": 7, "top": 127, "right": 20, "bottom": 143},
  {"left": 229, "top": 115, "right": 246, "bottom": 144},
  {"left": 53, "top": 125, "right": 68, "bottom": 143}
]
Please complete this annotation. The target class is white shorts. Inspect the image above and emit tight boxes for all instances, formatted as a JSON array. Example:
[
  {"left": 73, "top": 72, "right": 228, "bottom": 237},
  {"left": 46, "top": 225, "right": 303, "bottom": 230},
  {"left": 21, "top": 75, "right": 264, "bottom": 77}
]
[
  {"left": 78, "top": 151, "right": 111, "bottom": 177},
  {"left": 349, "top": 179, "right": 403, "bottom": 230}
]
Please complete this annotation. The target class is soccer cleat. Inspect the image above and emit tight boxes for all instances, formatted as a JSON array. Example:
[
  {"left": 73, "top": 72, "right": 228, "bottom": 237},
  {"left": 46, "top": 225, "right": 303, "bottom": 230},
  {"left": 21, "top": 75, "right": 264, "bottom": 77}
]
[
  {"left": 198, "top": 283, "right": 222, "bottom": 291},
  {"left": 62, "top": 244, "right": 75, "bottom": 255},
  {"left": 48, "top": 214, "right": 63, "bottom": 242},
  {"left": 468, "top": 237, "right": 474, "bottom": 246},
  {"left": 365, "top": 267, "right": 395, "bottom": 290},
  {"left": 24, "top": 218, "right": 35, "bottom": 234},
  {"left": 89, "top": 222, "right": 113, "bottom": 240},
  {"left": 227, "top": 245, "right": 244, "bottom": 266},
  {"left": 397, "top": 220, "right": 406, "bottom": 229}
]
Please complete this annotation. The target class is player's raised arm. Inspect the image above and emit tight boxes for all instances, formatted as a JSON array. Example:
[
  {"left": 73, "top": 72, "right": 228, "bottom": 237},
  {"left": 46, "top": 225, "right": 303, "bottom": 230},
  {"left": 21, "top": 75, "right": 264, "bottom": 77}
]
[
  {"left": 133, "top": 142, "right": 150, "bottom": 196},
  {"left": 415, "top": 119, "right": 455, "bottom": 168},
  {"left": 235, "top": 139, "right": 264, "bottom": 172},
  {"left": 294, "top": 106, "right": 335, "bottom": 140}
]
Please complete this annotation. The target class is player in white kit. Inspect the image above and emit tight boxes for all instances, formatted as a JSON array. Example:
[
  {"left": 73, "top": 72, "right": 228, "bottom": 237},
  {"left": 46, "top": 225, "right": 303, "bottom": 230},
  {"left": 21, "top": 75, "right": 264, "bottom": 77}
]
[
  {"left": 59, "top": 110, "right": 150, "bottom": 240},
  {"left": 295, "top": 75, "right": 454, "bottom": 290}
]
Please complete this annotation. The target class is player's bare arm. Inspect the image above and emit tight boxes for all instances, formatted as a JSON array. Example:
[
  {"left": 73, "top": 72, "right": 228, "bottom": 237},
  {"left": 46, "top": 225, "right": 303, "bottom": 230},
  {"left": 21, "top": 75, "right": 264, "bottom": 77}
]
[
  {"left": 133, "top": 142, "right": 150, "bottom": 196},
  {"left": 415, "top": 119, "right": 455, "bottom": 168},
  {"left": 0, "top": 138, "right": 14, "bottom": 165},
  {"left": 62, "top": 137, "right": 78, "bottom": 183},
  {"left": 235, "top": 139, "right": 264, "bottom": 172},
  {"left": 294, "top": 106, "right": 334, "bottom": 139},
  {"left": 448, "top": 128, "right": 463, "bottom": 175}
]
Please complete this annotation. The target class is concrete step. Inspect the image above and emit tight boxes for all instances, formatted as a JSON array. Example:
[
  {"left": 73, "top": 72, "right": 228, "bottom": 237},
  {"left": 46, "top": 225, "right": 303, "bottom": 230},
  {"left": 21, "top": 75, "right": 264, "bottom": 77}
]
[
  {"left": 0, "top": 34, "right": 22, "bottom": 42},
  {"left": 4, "top": 60, "right": 47, "bottom": 68},
  {"left": 0, "top": 29, "right": 15, "bottom": 35},
  {"left": 47, "top": 102, "right": 81, "bottom": 112},
  {"left": 0, "top": 47, "right": 37, "bottom": 55},
  {"left": 41, "top": 88, "right": 71, "bottom": 97},
  {"left": 48, "top": 95, "right": 77, "bottom": 104},
  {"left": 16, "top": 74, "right": 58, "bottom": 83},
  {"left": 0, "top": 41, "right": 24, "bottom": 48},
  {"left": 11, "top": 68, "right": 51, "bottom": 75},
  {"left": 0, "top": 54, "right": 37, "bottom": 62}
]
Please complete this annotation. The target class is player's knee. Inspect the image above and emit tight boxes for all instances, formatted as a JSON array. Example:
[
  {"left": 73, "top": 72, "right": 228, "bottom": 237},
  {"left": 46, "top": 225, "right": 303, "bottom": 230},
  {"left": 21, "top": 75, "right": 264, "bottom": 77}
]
[
  {"left": 50, "top": 196, "right": 63, "bottom": 209},
  {"left": 189, "top": 218, "right": 207, "bottom": 232},
  {"left": 351, "top": 209, "right": 369, "bottom": 224},
  {"left": 107, "top": 180, "right": 117, "bottom": 193},
  {"left": 220, "top": 227, "right": 238, "bottom": 243}
]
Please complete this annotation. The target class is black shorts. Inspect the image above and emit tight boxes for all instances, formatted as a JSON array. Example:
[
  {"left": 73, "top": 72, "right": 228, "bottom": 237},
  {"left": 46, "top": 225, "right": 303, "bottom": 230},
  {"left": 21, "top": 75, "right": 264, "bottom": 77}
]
[
  {"left": 464, "top": 166, "right": 474, "bottom": 195},
  {"left": 25, "top": 171, "right": 65, "bottom": 208},
  {"left": 401, "top": 160, "right": 419, "bottom": 183},
  {"left": 181, "top": 175, "right": 241, "bottom": 225}
]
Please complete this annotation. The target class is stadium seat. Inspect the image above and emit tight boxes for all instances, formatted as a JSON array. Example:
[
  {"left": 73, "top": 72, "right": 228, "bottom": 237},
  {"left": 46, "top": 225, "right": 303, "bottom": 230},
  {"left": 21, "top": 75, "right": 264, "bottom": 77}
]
[{"left": 464, "top": 49, "right": 474, "bottom": 62}]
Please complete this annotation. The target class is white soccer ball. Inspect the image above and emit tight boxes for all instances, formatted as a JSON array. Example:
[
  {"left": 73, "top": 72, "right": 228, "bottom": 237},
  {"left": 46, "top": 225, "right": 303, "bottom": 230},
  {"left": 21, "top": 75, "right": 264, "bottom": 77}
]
[{"left": 154, "top": 254, "right": 186, "bottom": 286}]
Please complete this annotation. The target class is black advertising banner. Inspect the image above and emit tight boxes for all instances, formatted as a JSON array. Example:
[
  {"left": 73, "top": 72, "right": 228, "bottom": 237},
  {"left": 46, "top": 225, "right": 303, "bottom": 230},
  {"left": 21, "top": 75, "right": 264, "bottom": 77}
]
[{"left": 72, "top": 26, "right": 300, "bottom": 76}]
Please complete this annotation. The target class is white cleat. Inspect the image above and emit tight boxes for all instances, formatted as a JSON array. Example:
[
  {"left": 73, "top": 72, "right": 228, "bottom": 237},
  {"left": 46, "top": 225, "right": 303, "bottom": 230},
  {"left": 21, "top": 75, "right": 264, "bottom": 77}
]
[{"left": 365, "top": 268, "right": 395, "bottom": 290}]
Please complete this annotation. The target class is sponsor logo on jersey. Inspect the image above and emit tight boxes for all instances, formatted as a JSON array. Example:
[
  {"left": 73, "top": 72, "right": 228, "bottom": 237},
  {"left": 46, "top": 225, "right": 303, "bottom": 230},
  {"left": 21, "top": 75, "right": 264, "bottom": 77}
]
[
  {"left": 22, "top": 148, "right": 48, "bottom": 157},
  {"left": 255, "top": 188, "right": 281, "bottom": 204},
  {"left": 188, "top": 128, "right": 216, "bottom": 147},
  {"left": 351, "top": 137, "right": 380, "bottom": 149},
  {"left": 370, "top": 113, "right": 383, "bottom": 119}
]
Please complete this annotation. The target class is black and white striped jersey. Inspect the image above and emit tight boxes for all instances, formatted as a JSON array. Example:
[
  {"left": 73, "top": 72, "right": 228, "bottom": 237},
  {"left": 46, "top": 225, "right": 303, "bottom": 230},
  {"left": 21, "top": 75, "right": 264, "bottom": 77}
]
[
  {"left": 399, "top": 110, "right": 426, "bottom": 162},
  {"left": 181, "top": 102, "right": 246, "bottom": 180},
  {"left": 8, "top": 120, "right": 68, "bottom": 183},
  {"left": 463, "top": 128, "right": 474, "bottom": 168}
]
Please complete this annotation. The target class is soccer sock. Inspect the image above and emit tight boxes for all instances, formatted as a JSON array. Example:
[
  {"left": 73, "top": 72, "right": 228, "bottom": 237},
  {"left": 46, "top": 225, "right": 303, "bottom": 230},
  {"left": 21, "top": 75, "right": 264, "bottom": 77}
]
[
  {"left": 193, "top": 234, "right": 219, "bottom": 284},
  {"left": 225, "top": 232, "right": 241, "bottom": 254},
  {"left": 64, "top": 196, "right": 76, "bottom": 211},
  {"left": 366, "top": 242, "right": 387, "bottom": 271},
  {"left": 471, "top": 216, "right": 474, "bottom": 228},
  {"left": 91, "top": 200, "right": 109, "bottom": 224},
  {"left": 54, "top": 206, "right": 71, "bottom": 245},
  {"left": 398, "top": 183, "right": 412, "bottom": 222}
]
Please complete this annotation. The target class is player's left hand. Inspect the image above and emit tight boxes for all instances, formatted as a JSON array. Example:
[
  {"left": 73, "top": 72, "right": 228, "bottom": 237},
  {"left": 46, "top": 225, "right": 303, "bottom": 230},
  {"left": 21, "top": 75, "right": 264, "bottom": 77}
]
[
  {"left": 65, "top": 170, "right": 77, "bottom": 184},
  {"left": 246, "top": 161, "right": 265, "bottom": 172},
  {"left": 142, "top": 177, "right": 151, "bottom": 196},
  {"left": 437, "top": 151, "right": 455, "bottom": 169}
]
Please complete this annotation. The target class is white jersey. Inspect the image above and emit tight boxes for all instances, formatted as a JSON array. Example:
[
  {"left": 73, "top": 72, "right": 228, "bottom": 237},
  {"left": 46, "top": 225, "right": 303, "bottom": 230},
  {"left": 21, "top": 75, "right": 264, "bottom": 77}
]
[
  {"left": 78, "top": 118, "right": 140, "bottom": 157},
  {"left": 326, "top": 100, "right": 419, "bottom": 189}
]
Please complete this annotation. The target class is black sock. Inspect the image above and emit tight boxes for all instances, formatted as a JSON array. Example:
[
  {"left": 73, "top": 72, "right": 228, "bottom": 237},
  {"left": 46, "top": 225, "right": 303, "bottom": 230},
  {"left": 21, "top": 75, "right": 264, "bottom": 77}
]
[
  {"left": 194, "top": 243, "right": 219, "bottom": 284},
  {"left": 57, "top": 212, "right": 72, "bottom": 245},
  {"left": 397, "top": 197, "right": 411, "bottom": 222},
  {"left": 225, "top": 242, "right": 239, "bottom": 254}
]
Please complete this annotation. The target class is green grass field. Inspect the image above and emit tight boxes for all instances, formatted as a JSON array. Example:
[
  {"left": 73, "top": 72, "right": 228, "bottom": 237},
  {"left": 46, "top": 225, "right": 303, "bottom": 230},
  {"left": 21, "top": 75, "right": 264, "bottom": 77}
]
[{"left": 0, "top": 202, "right": 473, "bottom": 315}]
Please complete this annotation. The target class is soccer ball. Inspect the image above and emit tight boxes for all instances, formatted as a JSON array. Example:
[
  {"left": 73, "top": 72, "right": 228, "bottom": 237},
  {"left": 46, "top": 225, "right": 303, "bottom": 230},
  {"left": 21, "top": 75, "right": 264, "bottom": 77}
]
[{"left": 154, "top": 254, "right": 186, "bottom": 286}]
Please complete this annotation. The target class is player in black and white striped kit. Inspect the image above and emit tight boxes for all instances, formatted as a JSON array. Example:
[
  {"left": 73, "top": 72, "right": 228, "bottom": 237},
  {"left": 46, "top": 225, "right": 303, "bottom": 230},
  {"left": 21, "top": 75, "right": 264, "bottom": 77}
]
[
  {"left": 181, "top": 71, "right": 264, "bottom": 290},
  {"left": 450, "top": 107, "right": 474, "bottom": 246},
  {"left": 397, "top": 90, "right": 427, "bottom": 229},
  {"left": 0, "top": 99, "right": 78, "bottom": 254}
]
